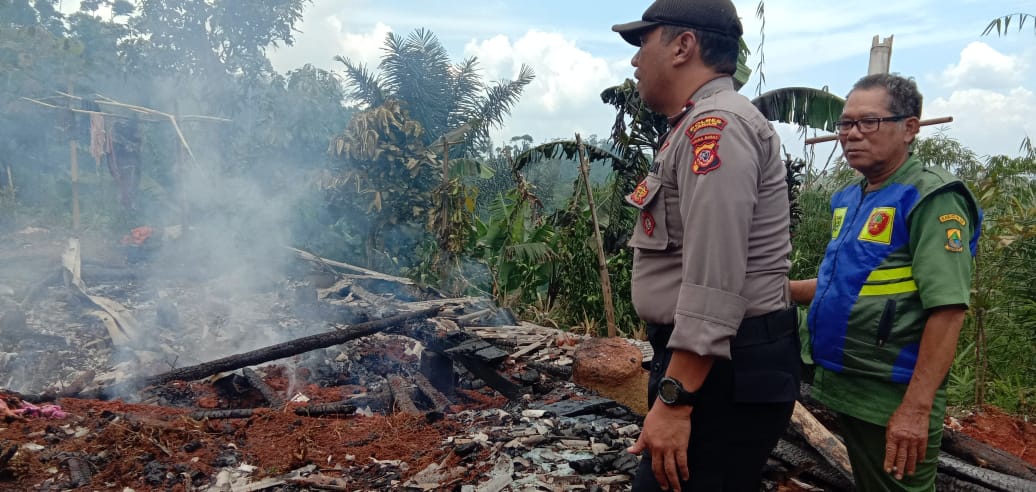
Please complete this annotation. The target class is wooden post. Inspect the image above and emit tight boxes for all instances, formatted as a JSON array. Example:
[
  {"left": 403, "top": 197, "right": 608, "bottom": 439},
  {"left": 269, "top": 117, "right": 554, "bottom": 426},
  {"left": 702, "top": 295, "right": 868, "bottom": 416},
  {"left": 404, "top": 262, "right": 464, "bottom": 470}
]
[
  {"left": 67, "top": 82, "right": 80, "bottom": 232},
  {"left": 868, "top": 35, "right": 893, "bottom": 75},
  {"left": 575, "top": 134, "right": 617, "bottom": 337}
]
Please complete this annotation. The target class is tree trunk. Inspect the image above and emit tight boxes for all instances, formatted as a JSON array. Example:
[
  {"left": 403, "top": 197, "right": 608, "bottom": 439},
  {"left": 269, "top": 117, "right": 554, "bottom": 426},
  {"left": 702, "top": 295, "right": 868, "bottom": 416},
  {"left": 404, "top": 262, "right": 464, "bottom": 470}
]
[{"left": 575, "top": 134, "right": 617, "bottom": 337}]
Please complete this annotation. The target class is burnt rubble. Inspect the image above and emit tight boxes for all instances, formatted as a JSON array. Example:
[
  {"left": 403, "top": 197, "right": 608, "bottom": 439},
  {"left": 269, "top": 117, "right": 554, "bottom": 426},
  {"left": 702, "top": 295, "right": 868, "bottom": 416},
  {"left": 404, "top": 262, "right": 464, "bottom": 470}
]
[{"left": 0, "top": 233, "right": 1034, "bottom": 491}]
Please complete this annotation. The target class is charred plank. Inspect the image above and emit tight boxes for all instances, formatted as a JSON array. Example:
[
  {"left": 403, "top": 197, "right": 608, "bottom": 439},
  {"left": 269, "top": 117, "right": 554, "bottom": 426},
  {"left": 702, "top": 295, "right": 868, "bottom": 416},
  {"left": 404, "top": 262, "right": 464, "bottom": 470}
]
[{"left": 242, "top": 368, "right": 284, "bottom": 408}]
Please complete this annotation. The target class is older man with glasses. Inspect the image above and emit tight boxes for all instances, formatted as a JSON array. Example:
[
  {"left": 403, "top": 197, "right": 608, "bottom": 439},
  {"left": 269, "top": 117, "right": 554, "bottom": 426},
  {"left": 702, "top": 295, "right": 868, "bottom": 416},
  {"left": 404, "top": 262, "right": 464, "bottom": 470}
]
[{"left": 791, "top": 73, "right": 982, "bottom": 491}]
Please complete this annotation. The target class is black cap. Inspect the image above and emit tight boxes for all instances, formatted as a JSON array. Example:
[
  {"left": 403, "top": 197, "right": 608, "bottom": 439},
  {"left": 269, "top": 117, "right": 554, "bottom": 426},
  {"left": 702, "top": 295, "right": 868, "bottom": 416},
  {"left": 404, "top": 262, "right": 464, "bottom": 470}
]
[{"left": 612, "top": 0, "right": 744, "bottom": 46}]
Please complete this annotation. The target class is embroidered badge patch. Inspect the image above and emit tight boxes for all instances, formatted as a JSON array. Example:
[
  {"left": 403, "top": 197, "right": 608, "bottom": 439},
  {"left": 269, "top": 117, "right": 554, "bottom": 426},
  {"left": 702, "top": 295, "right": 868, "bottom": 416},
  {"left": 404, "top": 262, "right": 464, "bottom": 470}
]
[
  {"left": 945, "top": 228, "right": 964, "bottom": 252},
  {"left": 691, "top": 134, "right": 722, "bottom": 175},
  {"left": 858, "top": 207, "right": 896, "bottom": 244},
  {"left": 939, "top": 213, "right": 967, "bottom": 226},
  {"left": 685, "top": 116, "right": 727, "bottom": 138},
  {"left": 831, "top": 207, "right": 848, "bottom": 239},
  {"left": 641, "top": 211, "right": 656, "bottom": 236},
  {"left": 629, "top": 180, "right": 649, "bottom": 205}
]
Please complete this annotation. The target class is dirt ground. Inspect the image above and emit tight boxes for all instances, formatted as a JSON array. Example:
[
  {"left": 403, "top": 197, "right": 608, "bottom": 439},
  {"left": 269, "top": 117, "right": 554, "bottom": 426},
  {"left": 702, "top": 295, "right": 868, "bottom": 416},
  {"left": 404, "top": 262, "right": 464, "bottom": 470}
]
[{"left": 1, "top": 226, "right": 1035, "bottom": 490}]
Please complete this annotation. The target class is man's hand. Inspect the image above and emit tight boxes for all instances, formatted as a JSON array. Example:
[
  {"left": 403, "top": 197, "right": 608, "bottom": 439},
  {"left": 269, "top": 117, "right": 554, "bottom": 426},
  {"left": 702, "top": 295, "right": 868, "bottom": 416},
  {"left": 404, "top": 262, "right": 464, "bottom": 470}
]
[
  {"left": 628, "top": 402, "right": 692, "bottom": 491},
  {"left": 883, "top": 403, "right": 931, "bottom": 480}
]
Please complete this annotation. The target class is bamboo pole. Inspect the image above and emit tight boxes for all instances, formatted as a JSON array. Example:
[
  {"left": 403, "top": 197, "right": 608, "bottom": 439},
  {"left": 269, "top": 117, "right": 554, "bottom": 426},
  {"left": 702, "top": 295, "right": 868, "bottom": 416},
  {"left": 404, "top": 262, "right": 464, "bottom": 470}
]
[
  {"left": 575, "top": 134, "right": 617, "bottom": 337},
  {"left": 804, "top": 117, "right": 954, "bottom": 145},
  {"left": 67, "top": 82, "right": 80, "bottom": 232}
]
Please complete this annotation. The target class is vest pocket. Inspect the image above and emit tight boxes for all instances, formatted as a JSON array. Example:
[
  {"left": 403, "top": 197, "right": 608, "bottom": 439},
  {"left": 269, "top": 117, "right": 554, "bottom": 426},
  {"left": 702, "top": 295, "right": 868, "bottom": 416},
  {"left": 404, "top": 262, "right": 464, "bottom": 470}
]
[{"left": 876, "top": 299, "right": 896, "bottom": 347}]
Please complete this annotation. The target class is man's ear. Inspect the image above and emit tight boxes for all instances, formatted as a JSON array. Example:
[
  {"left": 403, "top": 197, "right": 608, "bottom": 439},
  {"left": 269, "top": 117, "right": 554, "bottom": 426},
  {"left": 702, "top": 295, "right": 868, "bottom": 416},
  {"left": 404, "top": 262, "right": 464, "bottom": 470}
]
[
  {"left": 672, "top": 31, "right": 697, "bottom": 66},
  {"left": 903, "top": 116, "right": 920, "bottom": 143}
]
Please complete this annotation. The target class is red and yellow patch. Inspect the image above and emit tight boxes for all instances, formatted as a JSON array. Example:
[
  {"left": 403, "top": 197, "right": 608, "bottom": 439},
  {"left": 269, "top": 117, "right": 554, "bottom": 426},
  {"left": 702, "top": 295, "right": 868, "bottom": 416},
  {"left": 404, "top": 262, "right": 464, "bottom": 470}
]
[
  {"left": 857, "top": 207, "right": 896, "bottom": 244},
  {"left": 641, "top": 211, "right": 656, "bottom": 236},
  {"left": 629, "top": 180, "right": 650, "bottom": 205},
  {"left": 684, "top": 116, "right": 727, "bottom": 138},
  {"left": 945, "top": 228, "right": 964, "bottom": 252},
  {"left": 691, "top": 134, "right": 722, "bottom": 175}
]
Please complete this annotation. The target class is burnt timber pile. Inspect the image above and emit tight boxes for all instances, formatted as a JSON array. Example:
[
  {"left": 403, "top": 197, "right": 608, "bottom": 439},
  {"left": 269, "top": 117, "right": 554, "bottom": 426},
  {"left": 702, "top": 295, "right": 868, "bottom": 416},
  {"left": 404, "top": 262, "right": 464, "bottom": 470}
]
[{"left": 0, "top": 230, "right": 1033, "bottom": 491}]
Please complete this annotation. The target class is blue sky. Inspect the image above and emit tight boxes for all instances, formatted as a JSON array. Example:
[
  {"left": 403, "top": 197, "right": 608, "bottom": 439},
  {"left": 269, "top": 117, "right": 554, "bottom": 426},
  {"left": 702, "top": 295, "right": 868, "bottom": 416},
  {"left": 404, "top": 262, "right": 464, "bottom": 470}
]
[{"left": 263, "top": 0, "right": 1035, "bottom": 161}]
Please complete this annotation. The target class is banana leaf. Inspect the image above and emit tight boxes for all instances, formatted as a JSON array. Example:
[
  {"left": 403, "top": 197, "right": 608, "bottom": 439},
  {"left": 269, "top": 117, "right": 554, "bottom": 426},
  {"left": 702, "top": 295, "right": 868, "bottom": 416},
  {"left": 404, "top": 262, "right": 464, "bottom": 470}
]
[{"left": 751, "top": 87, "right": 845, "bottom": 133}]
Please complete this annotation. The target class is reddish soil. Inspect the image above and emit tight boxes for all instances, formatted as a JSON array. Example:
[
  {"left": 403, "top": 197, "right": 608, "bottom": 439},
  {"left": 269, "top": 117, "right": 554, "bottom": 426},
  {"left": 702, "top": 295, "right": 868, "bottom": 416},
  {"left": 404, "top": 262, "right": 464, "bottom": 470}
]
[
  {"left": 955, "top": 405, "right": 1036, "bottom": 466},
  {"left": 0, "top": 374, "right": 488, "bottom": 490}
]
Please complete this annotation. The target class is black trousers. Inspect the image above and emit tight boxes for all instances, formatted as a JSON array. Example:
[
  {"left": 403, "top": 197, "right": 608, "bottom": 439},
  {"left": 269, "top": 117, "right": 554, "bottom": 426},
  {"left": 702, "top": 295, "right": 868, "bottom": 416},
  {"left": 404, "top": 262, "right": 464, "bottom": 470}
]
[{"left": 632, "top": 308, "right": 801, "bottom": 492}]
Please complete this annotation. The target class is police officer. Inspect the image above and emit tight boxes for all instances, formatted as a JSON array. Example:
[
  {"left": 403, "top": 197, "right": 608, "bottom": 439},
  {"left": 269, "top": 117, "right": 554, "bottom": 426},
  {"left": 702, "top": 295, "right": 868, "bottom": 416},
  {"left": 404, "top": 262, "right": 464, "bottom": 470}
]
[{"left": 613, "top": 1, "right": 800, "bottom": 490}]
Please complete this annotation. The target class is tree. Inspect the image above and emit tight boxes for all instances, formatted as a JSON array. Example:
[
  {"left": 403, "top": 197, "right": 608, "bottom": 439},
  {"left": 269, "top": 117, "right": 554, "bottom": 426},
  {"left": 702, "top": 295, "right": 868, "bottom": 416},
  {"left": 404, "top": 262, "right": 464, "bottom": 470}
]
[
  {"left": 328, "top": 28, "right": 534, "bottom": 277},
  {"left": 336, "top": 28, "right": 533, "bottom": 156}
]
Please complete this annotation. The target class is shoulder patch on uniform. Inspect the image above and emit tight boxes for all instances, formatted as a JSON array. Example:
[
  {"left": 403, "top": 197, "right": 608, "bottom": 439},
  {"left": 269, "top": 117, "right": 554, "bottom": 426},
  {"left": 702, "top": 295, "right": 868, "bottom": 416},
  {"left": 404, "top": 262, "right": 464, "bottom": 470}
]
[
  {"left": 684, "top": 116, "right": 727, "bottom": 139},
  {"left": 858, "top": 207, "right": 895, "bottom": 245},
  {"left": 939, "top": 213, "right": 967, "bottom": 226},
  {"left": 832, "top": 207, "right": 848, "bottom": 239},
  {"left": 641, "top": 211, "right": 656, "bottom": 236},
  {"left": 945, "top": 228, "right": 964, "bottom": 252},
  {"left": 629, "top": 179, "right": 650, "bottom": 205},
  {"left": 690, "top": 134, "right": 722, "bottom": 175}
]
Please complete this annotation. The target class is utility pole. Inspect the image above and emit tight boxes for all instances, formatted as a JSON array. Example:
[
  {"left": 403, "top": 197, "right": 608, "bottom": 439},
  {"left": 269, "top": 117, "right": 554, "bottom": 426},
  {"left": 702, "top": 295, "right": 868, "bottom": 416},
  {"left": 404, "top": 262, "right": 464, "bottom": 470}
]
[{"left": 868, "top": 35, "right": 893, "bottom": 75}]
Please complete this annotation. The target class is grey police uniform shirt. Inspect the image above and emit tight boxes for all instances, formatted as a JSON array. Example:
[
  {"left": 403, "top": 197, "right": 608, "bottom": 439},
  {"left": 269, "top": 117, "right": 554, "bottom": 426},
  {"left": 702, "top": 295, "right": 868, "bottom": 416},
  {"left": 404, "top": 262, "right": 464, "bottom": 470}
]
[{"left": 626, "top": 76, "right": 792, "bottom": 360}]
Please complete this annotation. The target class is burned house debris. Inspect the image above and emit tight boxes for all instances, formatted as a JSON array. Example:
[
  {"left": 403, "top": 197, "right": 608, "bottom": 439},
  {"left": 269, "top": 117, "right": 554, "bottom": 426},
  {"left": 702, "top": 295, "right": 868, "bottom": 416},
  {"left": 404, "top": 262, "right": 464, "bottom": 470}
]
[{"left": 1, "top": 229, "right": 1034, "bottom": 491}]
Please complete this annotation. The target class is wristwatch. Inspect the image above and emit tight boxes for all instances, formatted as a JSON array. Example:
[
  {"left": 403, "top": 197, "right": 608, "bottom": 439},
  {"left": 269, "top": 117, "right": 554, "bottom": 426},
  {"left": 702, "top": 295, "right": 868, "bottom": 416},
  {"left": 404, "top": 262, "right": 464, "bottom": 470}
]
[{"left": 658, "top": 376, "right": 699, "bottom": 407}]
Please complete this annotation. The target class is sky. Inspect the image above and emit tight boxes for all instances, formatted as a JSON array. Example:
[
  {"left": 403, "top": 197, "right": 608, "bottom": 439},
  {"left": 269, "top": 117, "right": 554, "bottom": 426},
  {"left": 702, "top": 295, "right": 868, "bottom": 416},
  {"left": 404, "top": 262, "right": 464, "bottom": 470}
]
[
  {"left": 262, "top": 0, "right": 1036, "bottom": 161},
  {"left": 61, "top": 0, "right": 1036, "bottom": 160}
]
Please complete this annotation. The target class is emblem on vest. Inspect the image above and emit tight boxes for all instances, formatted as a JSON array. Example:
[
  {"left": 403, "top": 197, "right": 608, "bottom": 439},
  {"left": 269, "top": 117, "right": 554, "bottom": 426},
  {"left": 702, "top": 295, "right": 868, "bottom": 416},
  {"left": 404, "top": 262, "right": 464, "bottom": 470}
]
[
  {"left": 630, "top": 180, "right": 649, "bottom": 205},
  {"left": 858, "top": 207, "right": 896, "bottom": 245},
  {"left": 945, "top": 228, "right": 964, "bottom": 252},
  {"left": 832, "top": 207, "right": 848, "bottom": 239}
]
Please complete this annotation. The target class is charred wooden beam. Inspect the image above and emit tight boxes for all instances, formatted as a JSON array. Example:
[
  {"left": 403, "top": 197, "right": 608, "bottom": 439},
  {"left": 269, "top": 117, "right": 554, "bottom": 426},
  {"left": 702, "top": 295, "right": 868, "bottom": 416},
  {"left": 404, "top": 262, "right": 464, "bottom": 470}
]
[
  {"left": 452, "top": 354, "right": 522, "bottom": 401},
  {"left": 387, "top": 375, "right": 420, "bottom": 415},
  {"left": 77, "top": 307, "right": 441, "bottom": 399},
  {"left": 292, "top": 402, "right": 357, "bottom": 417},
  {"left": 938, "top": 453, "right": 1036, "bottom": 491},
  {"left": 411, "top": 372, "right": 452, "bottom": 412},
  {"left": 242, "top": 368, "right": 284, "bottom": 408},
  {"left": 942, "top": 427, "right": 1036, "bottom": 481},
  {"left": 190, "top": 402, "right": 356, "bottom": 420}
]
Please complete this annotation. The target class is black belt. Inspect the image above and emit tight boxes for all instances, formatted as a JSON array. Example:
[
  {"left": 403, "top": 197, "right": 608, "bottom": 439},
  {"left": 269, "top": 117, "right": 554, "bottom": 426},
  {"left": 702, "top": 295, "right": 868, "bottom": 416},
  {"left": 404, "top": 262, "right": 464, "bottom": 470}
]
[{"left": 648, "top": 306, "right": 797, "bottom": 349}]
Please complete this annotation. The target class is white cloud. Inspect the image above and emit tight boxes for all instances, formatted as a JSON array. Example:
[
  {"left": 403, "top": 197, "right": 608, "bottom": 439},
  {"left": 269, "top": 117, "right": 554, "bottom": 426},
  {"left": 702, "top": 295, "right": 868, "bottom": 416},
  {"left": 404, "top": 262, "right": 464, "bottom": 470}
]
[
  {"left": 268, "top": 3, "right": 388, "bottom": 73},
  {"left": 925, "top": 87, "right": 1035, "bottom": 157},
  {"left": 938, "top": 42, "right": 1025, "bottom": 91},
  {"left": 464, "top": 30, "right": 626, "bottom": 143}
]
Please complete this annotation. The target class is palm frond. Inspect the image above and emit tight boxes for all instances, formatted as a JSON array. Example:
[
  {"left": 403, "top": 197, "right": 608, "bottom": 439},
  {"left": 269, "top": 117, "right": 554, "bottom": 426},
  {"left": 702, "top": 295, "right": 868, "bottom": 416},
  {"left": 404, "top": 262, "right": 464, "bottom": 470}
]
[
  {"left": 380, "top": 28, "right": 453, "bottom": 142},
  {"left": 751, "top": 87, "right": 845, "bottom": 133},
  {"left": 334, "top": 57, "right": 386, "bottom": 108},
  {"left": 465, "top": 64, "right": 535, "bottom": 151},
  {"left": 503, "top": 242, "right": 555, "bottom": 263},
  {"left": 982, "top": 13, "right": 1036, "bottom": 37},
  {"left": 448, "top": 57, "right": 485, "bottom": 130}
]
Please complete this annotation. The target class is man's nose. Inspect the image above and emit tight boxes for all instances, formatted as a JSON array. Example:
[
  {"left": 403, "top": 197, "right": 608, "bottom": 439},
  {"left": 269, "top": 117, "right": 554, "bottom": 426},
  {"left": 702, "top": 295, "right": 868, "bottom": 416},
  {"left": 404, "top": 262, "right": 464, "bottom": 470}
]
[{"left": 631, "top": 50, "right": 641, "bottom": 68}]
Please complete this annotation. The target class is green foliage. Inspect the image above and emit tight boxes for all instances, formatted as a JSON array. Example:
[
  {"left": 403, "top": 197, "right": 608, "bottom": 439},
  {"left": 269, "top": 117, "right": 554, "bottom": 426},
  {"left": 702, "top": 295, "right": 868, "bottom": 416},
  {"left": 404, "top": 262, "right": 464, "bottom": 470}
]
[
  {"left": 331, "top": 29, "right": 534, "bottom": 276},
  {"left": 982, "top": 13, "right": 1036, "bottom": 37},
  {"left": 751, "top": 87, "right": 845, "bottom": 133}
]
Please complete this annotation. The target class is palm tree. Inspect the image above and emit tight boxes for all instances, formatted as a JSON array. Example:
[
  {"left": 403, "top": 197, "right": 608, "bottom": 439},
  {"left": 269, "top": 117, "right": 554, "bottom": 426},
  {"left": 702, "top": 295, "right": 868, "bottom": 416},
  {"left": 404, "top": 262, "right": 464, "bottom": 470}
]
[
  {"left": 327, "top": 28, "right": 534, "bottom": 277},
  {"left": 335, "top": 28, "right": 533, "bottom": 156}
]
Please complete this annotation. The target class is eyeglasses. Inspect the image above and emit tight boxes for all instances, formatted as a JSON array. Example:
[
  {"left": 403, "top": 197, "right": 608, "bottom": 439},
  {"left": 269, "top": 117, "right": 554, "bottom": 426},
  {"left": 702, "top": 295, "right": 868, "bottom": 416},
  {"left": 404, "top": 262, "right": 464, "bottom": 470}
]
[{"left": 834, "top": 115, "right": 910, "bottom": 135}]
